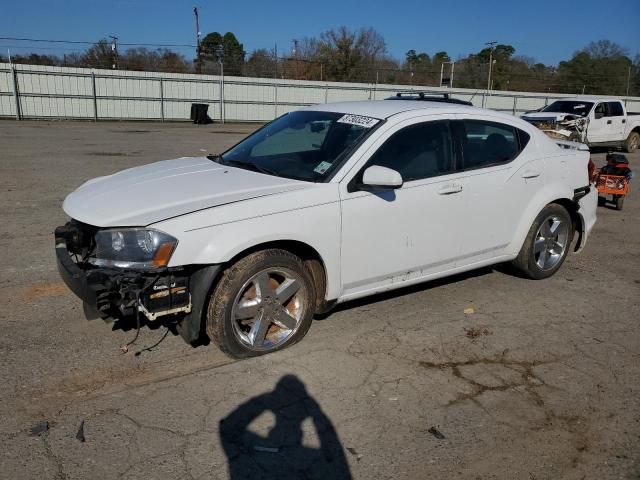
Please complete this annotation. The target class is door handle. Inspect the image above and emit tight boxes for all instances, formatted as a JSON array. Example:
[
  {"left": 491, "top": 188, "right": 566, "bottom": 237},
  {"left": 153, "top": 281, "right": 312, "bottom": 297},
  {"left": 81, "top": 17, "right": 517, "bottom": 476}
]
[
  {"left": 522, "top": 169, "right": 541, "bottom": 179},
  {"left": 622, "top": 119, "right": 626, "bottom": 124},
  {"left": 438, "top": 184, "right": 463, "bottom": 195},
  {"left": 606, "top": 120, "right": 612, "bottom": 124}
]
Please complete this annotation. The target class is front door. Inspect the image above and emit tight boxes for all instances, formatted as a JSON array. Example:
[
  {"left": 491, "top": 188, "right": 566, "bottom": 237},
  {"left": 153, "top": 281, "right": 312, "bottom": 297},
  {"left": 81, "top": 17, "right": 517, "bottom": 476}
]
[
  {"left": 586, "top": 102, "right": 610, "bottom": 143},
  {"left": 339, "top": 118, "right": 466, "bottom": 299}
]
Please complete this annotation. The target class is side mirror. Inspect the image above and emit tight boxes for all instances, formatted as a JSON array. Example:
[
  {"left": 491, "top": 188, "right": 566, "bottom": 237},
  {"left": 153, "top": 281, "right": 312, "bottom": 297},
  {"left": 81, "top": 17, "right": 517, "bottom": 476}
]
[
  {"left": 360, "top": 165, "right": 403, "bottom": 190},
  {"left": 594, "top": 111, "right": 604, "bottom": 120}
]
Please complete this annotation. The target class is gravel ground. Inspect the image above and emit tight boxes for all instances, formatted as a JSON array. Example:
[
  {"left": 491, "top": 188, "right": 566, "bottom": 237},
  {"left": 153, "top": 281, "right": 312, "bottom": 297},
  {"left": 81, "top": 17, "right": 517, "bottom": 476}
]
[{"left": 0, "top": 119, "right": 639, "bottom": 480}]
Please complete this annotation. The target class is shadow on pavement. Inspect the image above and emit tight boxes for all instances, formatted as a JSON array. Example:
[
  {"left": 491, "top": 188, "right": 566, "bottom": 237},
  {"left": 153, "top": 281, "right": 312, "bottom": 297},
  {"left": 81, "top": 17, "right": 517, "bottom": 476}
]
[{"left": 219, "top": 374, "right": 352, "bottom": 479}]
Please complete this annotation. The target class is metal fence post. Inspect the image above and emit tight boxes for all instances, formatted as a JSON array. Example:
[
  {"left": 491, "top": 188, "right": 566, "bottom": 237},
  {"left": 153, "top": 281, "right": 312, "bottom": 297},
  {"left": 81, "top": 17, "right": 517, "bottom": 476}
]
[
  {"left": 324, "top": 85, "right": 328, "bottom": 103},
  {"left": 512, "top": 96, "right": 518, "bottom": 115},
  {"left": 159, "top": 78, "right": 165, "bottom": 122},
  {"left": 274, "top": 82, "right": 278, "bottom": 119},
  {"left": 220, "top": 66, "right": 225, "bottom": 124},
  {"left": 91, "top": 72, "right": 98, "bottom": 122},
  {"left": 10, "top": 65, "right": 21, "bottom": 120}
]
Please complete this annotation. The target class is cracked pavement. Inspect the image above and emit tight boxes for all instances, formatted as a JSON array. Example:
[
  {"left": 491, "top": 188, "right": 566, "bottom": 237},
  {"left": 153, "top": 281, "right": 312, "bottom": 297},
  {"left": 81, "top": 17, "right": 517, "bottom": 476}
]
[{"left": 0, "top": 120, "right": 639, "bottom": 479}]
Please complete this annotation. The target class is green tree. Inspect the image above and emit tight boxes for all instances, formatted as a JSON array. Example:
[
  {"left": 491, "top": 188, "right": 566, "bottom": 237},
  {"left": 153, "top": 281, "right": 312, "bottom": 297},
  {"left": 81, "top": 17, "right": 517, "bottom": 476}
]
[
  {"left": 557, "top": 40, "right": 632, "bottom": 95},
  {"left": 200, "top": 31, "right": 246, "bottom": 75}
]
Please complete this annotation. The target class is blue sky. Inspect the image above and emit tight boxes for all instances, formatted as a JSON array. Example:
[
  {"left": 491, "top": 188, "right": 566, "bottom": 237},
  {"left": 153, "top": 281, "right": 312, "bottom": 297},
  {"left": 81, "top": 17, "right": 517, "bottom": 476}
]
[{"left": 1, "top": 0, "right": 638, "bottom": 65}]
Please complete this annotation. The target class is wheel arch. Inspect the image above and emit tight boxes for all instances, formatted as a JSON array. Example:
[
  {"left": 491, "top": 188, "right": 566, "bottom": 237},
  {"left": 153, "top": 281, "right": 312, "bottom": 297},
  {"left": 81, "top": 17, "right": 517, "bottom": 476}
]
[
  {"left": 507, "top": 185, "right": 578, "bottom": 257},
  {"left": 224, "top": 239, "right": 331, "bottom": 313}
]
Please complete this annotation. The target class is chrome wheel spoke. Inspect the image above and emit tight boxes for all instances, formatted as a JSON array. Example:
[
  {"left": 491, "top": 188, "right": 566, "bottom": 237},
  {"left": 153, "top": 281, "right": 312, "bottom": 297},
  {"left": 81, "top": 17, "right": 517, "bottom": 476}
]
[
  {"left": 256, "top": 272, "right": 274, "bottom": 297},
  {"left": 235, "top": 300, "right": 261, "bottom": 320},
  {"left": 248, "top": 313, "right": 270, "bottom": 347},
  {"left": 534, "top": 238, "right": 545, "bottom": 253},
  {"left": 537, "top": 248, "right": 548, "bottom": 268},
  {"left": 541, "top": 220, "right": 552, "bottom": 237},
  {"left": 275, "top": 278, "right": 300, "bottom": 305},
  {"left": 549, "top": 219, "right": 561, "bottom": 235},
  {"left": 272, "top": 306, "right": 297, "bottom": 330}
]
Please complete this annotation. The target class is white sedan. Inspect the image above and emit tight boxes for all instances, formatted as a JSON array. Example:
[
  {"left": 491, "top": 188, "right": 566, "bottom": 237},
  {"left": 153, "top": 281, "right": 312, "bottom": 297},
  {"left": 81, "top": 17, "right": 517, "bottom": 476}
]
[{"left": 55, "top": 95, "right": 597, "bottom": 358}]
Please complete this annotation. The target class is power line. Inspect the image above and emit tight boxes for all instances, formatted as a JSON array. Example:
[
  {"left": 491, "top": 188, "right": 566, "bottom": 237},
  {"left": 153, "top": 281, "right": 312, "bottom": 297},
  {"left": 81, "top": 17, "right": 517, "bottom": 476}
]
[{"left": 0, "top": 36, "right": 197, "bottom": 48}]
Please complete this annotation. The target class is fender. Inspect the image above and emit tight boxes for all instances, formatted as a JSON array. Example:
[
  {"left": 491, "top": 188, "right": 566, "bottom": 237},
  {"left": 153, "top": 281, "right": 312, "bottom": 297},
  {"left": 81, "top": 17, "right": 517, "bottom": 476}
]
[
  {"left": 155, "top": 201, "right": 342, "bottom": 301},
  {"left": 505, "top": 182, "right": 575, "bottom": 257}
]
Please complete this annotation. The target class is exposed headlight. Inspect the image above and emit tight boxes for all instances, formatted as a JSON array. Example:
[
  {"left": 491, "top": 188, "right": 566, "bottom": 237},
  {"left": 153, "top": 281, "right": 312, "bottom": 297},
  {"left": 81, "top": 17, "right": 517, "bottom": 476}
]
[{"left": 89, "top": 228, "right": 177, "bottom": 269}]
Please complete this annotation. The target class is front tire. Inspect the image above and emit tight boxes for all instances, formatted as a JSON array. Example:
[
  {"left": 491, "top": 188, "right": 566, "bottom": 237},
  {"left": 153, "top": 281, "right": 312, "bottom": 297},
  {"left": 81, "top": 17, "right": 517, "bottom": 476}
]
[
  {"left": 512, "top": 204, "right": 573, "bottom": 280},
  {"left": 206, "top": 249, "right": 316, "bottom": 359}
]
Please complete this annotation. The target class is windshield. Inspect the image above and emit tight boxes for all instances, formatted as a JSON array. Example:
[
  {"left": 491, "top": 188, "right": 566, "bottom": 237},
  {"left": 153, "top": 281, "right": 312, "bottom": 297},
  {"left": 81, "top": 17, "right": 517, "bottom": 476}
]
[
  {"left": 220, "top": 110, "right": 380, "bottom": 182},
  {"left": 541, "top": 101, "right": 594, "bottom": 117}
]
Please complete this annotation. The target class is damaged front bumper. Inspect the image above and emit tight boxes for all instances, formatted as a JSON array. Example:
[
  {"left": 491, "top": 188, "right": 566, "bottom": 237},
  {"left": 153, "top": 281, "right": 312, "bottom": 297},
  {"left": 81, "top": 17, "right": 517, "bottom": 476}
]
[{"left": 55, "top": 224, "right": 220, "bottom": 344}]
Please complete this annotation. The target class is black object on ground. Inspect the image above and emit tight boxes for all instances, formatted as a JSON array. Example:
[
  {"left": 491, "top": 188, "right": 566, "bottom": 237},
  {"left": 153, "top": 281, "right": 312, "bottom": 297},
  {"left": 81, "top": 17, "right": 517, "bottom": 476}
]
[
  {"left": 30, "top": 421, "right": 49, "bottom": 436},
  {"left": 428, "top": 426, "right": 446, "bottom": 439},
  {"left": 190, "top": 103, "right": 213, "bottom": 125},
  {"left": 76, "top": 420, "right": 86, "bottom": 442}
]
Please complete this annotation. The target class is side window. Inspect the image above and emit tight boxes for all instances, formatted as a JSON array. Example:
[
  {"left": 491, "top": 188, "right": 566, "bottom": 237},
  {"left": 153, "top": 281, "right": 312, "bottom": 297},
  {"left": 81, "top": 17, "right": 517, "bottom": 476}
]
[
  {"left": 459, "top": 120, "right": 522, "bottom": 169},
  {"left": 607, "top": 101, "right": 624, "bottom": 117},
  {"left": 365, "top": 121, "right": 454, "bottom": 182},
  {"left": 594, "top": 103, "right": 606, "bottom": 117}
]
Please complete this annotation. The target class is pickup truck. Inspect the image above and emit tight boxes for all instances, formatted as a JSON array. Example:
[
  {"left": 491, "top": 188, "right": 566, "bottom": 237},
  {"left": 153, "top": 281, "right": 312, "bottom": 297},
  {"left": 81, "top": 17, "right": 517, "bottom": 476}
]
[{"left": 521, "top": 97, "right": 640, "bottom": 152}]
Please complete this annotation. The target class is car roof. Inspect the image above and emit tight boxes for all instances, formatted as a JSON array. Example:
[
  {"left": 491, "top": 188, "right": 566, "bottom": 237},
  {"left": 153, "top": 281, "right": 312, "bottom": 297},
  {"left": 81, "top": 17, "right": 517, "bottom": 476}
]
[{"left": 299, "top": 100, "right": 480, "bottom": 120}]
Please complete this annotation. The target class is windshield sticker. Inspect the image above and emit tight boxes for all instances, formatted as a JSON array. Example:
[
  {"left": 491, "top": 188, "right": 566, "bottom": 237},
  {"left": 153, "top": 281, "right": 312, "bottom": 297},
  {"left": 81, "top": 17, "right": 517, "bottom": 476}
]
[
  {"left": 337, "top": 114, "right": 380, "bottom": 128},
  {"left": 573, "top": 104, "right": 586, "bottom": 109},
  {"left": 313, "top": 161, "right": 333, "bottom": 174}
]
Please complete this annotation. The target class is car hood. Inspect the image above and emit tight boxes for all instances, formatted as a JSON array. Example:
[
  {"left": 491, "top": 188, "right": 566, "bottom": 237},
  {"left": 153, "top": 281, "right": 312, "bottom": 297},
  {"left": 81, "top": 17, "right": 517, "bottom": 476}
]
[
  {"left": 522, "top": 112, "right": 580, "bottom": 122},
  {"left": 63, "top": 157, "right": 310, "bottom": 227}
]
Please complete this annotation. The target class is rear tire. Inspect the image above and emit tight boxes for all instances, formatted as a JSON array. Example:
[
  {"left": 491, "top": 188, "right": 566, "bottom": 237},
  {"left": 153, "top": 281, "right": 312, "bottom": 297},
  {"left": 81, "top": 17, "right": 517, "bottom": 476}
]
[
  {"left": 624, "top": 131, "right": 639, "bottom": 153},
  {"left": 597, "top": 196, "right": 606, "bottom": 207},
  {"left": 206, "top": 249, "right": 316, "bottom": 359},
  {"left": 615, "top": 195, "right": 625, "bottom": 211},
  {"left": 512, "top": 204, "right": 573, "bottom": 280}
]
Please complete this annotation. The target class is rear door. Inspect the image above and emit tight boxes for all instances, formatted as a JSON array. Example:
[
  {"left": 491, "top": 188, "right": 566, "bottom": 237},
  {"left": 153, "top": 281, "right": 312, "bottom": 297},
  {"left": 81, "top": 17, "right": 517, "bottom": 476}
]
[
  {"left": 453, "top": 116, "right": 540, "bottom": 265},
  {"left": 606, "top": 101, "right": 626, "bottom": 141}
]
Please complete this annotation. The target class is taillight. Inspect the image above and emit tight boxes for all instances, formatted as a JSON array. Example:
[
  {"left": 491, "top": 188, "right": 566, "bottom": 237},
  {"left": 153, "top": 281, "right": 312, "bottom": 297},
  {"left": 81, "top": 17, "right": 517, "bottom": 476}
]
[{"left": 588, "top": 158, "right": 595, "bottom": 182}]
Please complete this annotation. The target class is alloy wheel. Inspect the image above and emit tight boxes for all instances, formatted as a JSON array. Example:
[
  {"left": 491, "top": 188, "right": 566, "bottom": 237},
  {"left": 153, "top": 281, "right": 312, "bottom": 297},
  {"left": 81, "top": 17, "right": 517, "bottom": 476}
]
[
  {"left": 230, "top": 267, "right": 306, "bottom": 351},
  {"left": 533, "top": 215, "right": 569, "bottom": 270}
]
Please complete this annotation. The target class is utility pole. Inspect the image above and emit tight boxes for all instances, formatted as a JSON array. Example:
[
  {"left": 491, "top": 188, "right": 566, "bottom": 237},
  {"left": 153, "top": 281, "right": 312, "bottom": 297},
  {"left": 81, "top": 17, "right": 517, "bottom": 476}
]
[
  {"left": 292, "top": 39, "right": 299, "bottom": 79},
  {"left": 193, "top": 7, "right": 202, "bottom": 73},
  {"left": 109, "top": 35, "right": 118, "bottom": 69},
  {"left": 485, "top": 41, "right": 497, "bottom": 92},
  {"left": 626, "top": 66, "right": 631, "bottom": 98}
]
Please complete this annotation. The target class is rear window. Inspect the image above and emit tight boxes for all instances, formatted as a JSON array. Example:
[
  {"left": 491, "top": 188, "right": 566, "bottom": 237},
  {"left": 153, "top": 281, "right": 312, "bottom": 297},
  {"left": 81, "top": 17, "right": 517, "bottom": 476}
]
[
  {"left": 607, "top": 101, "right": 624, "bottom": 116},
  {"left": 459, "top": 120, "right": 529, "bottom": 170}
]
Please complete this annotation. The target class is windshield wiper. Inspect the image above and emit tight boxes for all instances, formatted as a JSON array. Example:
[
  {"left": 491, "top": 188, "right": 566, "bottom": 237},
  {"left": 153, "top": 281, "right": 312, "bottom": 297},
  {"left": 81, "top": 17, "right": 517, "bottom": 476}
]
[
  {"left": 223, "top": 159, "right": 279, "bottom": 176},
  {"left": 207, "top": 154, "right": 223, "bottom": 163}
]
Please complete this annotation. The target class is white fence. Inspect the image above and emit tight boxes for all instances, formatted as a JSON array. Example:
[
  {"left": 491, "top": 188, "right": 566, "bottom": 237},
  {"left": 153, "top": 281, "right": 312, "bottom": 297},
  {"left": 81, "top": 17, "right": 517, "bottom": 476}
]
[{"left": 1, "top": 63, "right": 639, "bottom": 122}]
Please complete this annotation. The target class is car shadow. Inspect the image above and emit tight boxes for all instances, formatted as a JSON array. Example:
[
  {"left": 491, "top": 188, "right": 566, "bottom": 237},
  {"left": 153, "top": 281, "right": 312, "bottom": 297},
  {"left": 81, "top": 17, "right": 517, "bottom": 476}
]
[{"left": 219, "top": 374, "right": 353, "bottom": 480}]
